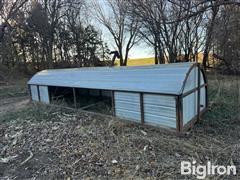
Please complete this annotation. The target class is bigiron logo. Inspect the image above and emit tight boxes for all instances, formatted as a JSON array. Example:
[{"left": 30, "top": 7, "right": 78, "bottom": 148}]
[{"left": 181, "top": 161, "right": 237, "bottom": 179}]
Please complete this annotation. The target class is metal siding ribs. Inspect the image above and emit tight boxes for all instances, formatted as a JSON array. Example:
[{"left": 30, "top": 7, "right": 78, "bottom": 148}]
[
  {"left": 143, "top": 94, "right": 176, "bottom": 128},
  {"left": 39, "top": 86, "right": 50, "bottom": 104},
  {"left": 115, "top": 92, "right": 141, "bottom": 122},
  {"left": 30, "top": 85, "right": 39, "bottom": 101}
]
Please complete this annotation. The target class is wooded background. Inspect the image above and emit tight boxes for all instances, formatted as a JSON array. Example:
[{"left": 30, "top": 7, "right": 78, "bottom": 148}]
[{"left": 0, "top": 0, "right": 239, "bottom": 77}]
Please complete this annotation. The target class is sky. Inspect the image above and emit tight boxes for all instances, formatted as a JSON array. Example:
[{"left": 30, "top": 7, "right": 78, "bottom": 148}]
[
  {"left": 128, "top": 44, "right": 154, "bottom": 59},
  {"left": 96, "top": 21, "right": 154, "bottom": 59},
  {"left": 101, "top": 31, "right": 154, "bottom": 59},
  {"left": 92, "top": 0, "right": 154, "bottom": 59}
]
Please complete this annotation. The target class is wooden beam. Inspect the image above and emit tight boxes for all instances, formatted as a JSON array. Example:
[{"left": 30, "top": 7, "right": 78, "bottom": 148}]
[
  {"left": 176, "top": 96, "right": 180, "bottom": 133},
  {"left": 80, "top": 101, "right": 102, "bottom": 110},
  {"left": 47, "top": 86, "right": 51, "bottom": 103},
  {"left": 73, "top": 88, "right": 77, "bottom": 109},
  {"left": 176, "top": 96, "right": 183, "bottom": 134},
  {"left": 179, "top": 98, "right": 183, "bottom": 133},
  {"left": 181, "top": 84, "right": 207, "bottom": 98},
  {"left": 197, "top": 64, "right": 201, "bottom": 122},
  {"left": 183, "top": 108, "right": 207, "bottom": 131},
  {"left": 111, "top": 91, "right": 116, "bottom": 116},
  {"left": 37, "top": 85, "right": 41, "bottom": 102},
  {"left": 200, "top": 68, "right": 208, "bottom": 108},
  {"left": 180, "top": 63, "right": 198, "bottom": 94},
  {"left": 140, "top": 93, "right": 144, "bottom": 124}
]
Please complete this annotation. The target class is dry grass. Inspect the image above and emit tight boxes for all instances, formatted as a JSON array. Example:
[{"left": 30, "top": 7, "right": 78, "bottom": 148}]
[
  {"left": 119, "top": 57, "right": 156, "bottom": 66},
  {"left": 0, "top": 79, "right": 28, "bottom": 99},
  {"left": 115, "top": 53, "right": 215, "bottom": 66},
  {"left": 0, "top": 74, "right": 239, "bottom": 179}
]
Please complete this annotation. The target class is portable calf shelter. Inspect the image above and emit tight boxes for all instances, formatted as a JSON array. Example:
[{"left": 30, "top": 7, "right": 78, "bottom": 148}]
[{"left": 28, "top": 62, "right": 207, "bottom": 134}]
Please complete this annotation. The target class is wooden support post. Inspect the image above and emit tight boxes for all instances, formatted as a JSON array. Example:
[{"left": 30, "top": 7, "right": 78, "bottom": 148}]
[
  {"left": 204, "top": 70, "right": 208, "bottom": 108},
  {"left": 73, "top": 88, "right": 77, "bottom": 109},
  {"left": 206, "top": 85, "right": 208, "bottom": 108},
  {"left": 140, "top": 93, "right": 144, "bottom": 124},
  {"left": 179, "top": 98, "right": 183, "bottom": 132},
  {"left": 111, "top": 91, "right": 115, "bottom": 116},
  {"left": 176, "top": 96, "right": 183, "bottom": 134},
  {"left": 47, "top": 86, "right": 51, "bottom": 103},
  {"left": 37, "top": 85, "right": 41, "bottom": 102},
  {"left": 197, "top": 64, "right": 201, "bottom": 122}
]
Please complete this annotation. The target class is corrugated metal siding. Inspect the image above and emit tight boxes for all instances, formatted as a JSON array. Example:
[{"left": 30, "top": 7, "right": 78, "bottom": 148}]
[
  {"left": 200, "top": 71, "right": 205, "bottom": 85},
  {"left": 143, "top": 94, "right": 176, "bottom": 128},
  {"left": 115, "top": 92, "right": 141, "bottom": 122},
  {"left": 182, "top": 69, "right": 206, "bottom": 125},
  {"left": 30, "top": 85, "right": 39, "bottom": 101},
  {"left": 183, "top": 66, "right": 197, "bottom": 93},
  {"left": 28, "top": 62, "right": 194, "bottom": 95},
  {"left": 183, "top": 92, "right": 197, "bottom": 124},
  {"left": 183, "top": 67, "right": 205, "bottom": 93},
  {"left": 39, "top": 86, "right": 49, "bottom": 104}
]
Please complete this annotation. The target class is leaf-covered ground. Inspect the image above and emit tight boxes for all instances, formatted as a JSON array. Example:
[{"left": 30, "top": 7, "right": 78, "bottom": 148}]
[{"left": 0, "top": 75, "right": 239, "bottom": 179}]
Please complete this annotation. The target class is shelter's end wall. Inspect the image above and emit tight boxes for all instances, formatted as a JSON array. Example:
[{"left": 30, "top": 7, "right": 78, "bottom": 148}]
[
  {"left": 182, "top": 65, "right": 207, "bottom": 125},
  {"left": 182, "top": 86, "right": 206, "bottom": 125},
  {"left": 30, "top": 85, "right": 49, "bottom": 104},
  {"left": 183, "top": 66, "right": 205, "bottom": 93},
  {"left": 30, "top": 85, "right": 39, "bottom": 101},
  {"left": 183, "top": 92, "right": 197, "bottom": 124}
]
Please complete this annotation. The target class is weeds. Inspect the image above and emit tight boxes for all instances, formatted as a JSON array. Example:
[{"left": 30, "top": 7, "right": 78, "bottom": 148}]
[{"left": 0, "top": 85, "right": 28, "bottom": 99}]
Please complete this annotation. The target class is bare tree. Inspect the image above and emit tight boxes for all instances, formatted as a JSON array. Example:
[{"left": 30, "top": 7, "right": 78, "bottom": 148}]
[
  {"left": 42, "top": 0, "right": 68, "bottom": 68},
  {"left": 177, "top": 1, "right": 204, "bottom": 62},
  {"left": 166, "top": 0, "right": 240, "bottom": 23},
  {"left": 65, "top": 0, "right": 85, "bottom": 67},
  {"left": 0, "top": 0, "right": 28, "bottom": 42},
  {"left": 202, "top": 1, "right": 219, "bottom": 69},
  {"left": 131, "top": 0, "right": 188, "bottom": 63},
  {"left": 212, "top": 5, "right": 240, "bottom": 74},
  {"left": 93, "top": 0, "right": 140, "bottom": 66},
  {"left": 0, "top": 0, "right": 110, "bottom": 72}
]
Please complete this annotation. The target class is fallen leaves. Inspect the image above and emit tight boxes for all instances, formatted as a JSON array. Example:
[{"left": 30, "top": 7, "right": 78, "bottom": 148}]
[
  {"left": 0, "top": 155, "right": 18, "bottom": 163},
  {"left": 0, "top": 104, "right": 239, "bottom": 179},
  {"left": 111, "top": 159, "right": 118, "bottom": 164}
]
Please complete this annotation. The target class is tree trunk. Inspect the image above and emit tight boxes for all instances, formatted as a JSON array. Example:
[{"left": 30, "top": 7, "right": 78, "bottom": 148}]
[
  {"left": 48, "top": 36, "right": 54, "bottom": 69},
  {"left": 154, "top": 45, "right": 158, "bottom": 64},
  {"left": 202, "top": 4, "right": 218, "bottom": 69},
  {"left": 118, "top": 47, "right": 124, "bottom": 66}
]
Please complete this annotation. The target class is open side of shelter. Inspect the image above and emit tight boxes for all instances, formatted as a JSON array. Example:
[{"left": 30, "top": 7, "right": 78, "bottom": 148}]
[{"left": 28, "top": 62, "right": 208, "bottom": 134}]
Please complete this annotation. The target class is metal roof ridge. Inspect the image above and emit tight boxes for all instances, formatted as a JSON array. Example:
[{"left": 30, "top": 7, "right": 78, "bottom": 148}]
[{"left": 38, "top": 62, "right": 195, "bottom": 72}]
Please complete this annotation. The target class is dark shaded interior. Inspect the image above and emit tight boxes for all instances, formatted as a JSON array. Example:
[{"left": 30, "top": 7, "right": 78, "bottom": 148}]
[{"left": 48, "top": 86, "right": 113, "bottom": 115}]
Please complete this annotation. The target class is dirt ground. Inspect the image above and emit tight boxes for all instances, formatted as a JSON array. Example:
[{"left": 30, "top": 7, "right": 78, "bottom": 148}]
[
  {"left": 0, "top": 97, "right": 29, "bottom": 115},
  {"left": 0, "top": 76, "right": 240, "bottom": 179}
]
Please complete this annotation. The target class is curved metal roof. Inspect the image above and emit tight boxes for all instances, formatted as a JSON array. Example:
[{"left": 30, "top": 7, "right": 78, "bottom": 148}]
[{"left": 28, "top": 62, "right": 200, "bottom": 95}]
